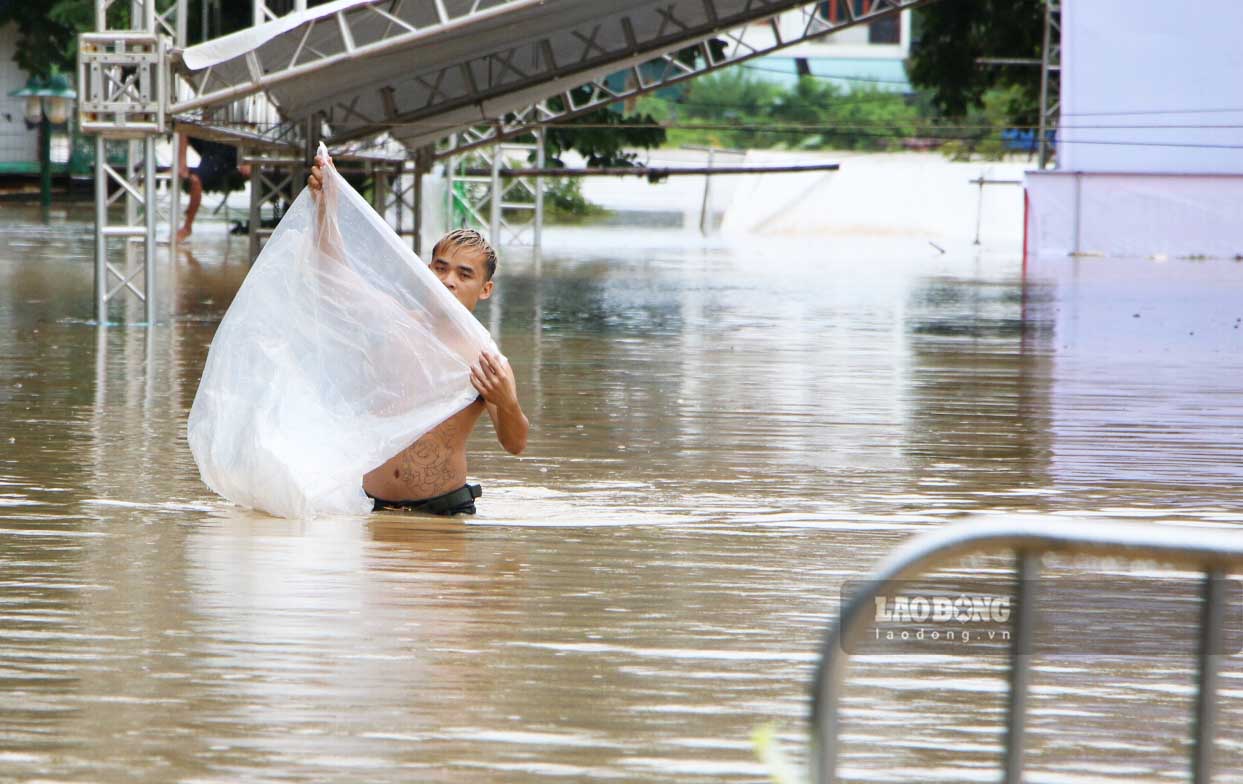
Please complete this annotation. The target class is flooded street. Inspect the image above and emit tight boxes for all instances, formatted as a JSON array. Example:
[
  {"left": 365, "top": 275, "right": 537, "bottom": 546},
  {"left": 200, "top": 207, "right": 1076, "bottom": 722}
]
[{"left": 1, "top": 205, "right": 1241, "bottom": 782}]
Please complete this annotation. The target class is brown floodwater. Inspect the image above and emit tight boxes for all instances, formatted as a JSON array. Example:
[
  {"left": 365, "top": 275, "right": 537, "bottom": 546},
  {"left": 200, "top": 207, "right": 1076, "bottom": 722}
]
[{"left": 0, "top": 204, "right": 1241, "bottom": 782}]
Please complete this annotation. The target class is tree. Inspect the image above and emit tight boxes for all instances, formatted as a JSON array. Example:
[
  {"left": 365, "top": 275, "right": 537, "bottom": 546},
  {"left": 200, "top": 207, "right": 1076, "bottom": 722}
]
[
  {"left": 0, "top": 0, "right": 275, "bottom": 79},
  {"left": 907, "top": 0, "right": 1045, "bottom": 123},
  {"left": 0, "top": 0, "right": 97, "bottom": 77},
  {"left": 543, "top": 104, "right": 666, "bottom": 168}
]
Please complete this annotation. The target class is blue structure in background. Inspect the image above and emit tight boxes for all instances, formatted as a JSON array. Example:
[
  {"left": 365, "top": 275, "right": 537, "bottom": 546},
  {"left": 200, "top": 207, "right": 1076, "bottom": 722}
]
[{"left": 1002, "top": 129, "right": 1056, "bottom": 153}]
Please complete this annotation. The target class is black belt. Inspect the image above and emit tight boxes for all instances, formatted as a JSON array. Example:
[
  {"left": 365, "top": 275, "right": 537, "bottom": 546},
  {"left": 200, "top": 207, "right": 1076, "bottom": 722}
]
[{"left": 368, "top": 483, "right": 482, "bottom": 516}]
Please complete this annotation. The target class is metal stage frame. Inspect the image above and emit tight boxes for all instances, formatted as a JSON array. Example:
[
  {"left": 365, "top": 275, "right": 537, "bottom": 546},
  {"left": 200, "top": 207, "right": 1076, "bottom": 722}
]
[
  {"left": 1037, "top": 1, "right": 1061, "bottom": 169},
  {"left": 79, "top": 0, "right": 175, "bottom": 324},
  {"left": 446, "top": 129, "right": 546, "bottom": 254},
  {"left": 80, "top": 0, "right": 1006, "bottom": 324},
  {"left": 170, "top": 0, "right": 938, "bottom": 152}
]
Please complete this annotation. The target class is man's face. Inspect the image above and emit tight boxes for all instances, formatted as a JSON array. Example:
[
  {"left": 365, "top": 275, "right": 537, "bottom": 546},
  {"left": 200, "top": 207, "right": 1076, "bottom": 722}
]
[{"left": 430, "top": 245, "right": 493, "bottom": 311}]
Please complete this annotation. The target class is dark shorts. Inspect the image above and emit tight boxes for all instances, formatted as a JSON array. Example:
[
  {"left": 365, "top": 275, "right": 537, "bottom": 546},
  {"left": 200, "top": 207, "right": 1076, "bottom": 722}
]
[
  {"left": 187, "top": 138, "right": 241, "bottom": 192},
  {"left": 367, "top": 483, "right": 482, "bottom": 516},
  {"left": 193, "top": 157, "right": 234, "bottom": 192}
]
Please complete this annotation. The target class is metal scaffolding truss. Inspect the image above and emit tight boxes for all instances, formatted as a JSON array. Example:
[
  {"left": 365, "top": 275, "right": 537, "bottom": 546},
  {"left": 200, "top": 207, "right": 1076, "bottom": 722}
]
[
  {"left": 79, "top": 21, "right": 164, "bottom": 137},
  {"left": 242, "top": 147, "right": 411, "bottom": 259},
  {"left": 377, "top": 163, "right": 419, "bottom": 243},
  {"left": 1037, "top": 0, "right": 1061, "bottom": 169},
  {"left": 164, "top": 0, "right": 926, "bottom": 265},
  {"left": 243, "top": 154, "right": 299, "bottom": 261},
  {"left": 171, "top": 0, "right": 931, "bottom": 154},
  {"left": 370, "top": 144, "right": 430, "bottom": 252},
  {"left": 433, "top": 0, "right": 932, "bottom": 159},
  {"left": 82, "top": 0, "right": 932, "bottom": 323},
  {"left": 445, "top": 129, "right": 545, "bottom": 252},
  {"left": 80, "top": 0, "right": 186, "bottom": 324}
]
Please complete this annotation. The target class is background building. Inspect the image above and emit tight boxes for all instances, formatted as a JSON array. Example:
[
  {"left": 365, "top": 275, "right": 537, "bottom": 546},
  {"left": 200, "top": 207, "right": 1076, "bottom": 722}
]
[
  {"left": 0, "top": 22, "right": 82, "bottom": 183},
  {"left": 0, "top": 22, "right": 40, "bottom": 173},
  {"left": 745, "top": 3, "right": 913, "bottom": 93}
]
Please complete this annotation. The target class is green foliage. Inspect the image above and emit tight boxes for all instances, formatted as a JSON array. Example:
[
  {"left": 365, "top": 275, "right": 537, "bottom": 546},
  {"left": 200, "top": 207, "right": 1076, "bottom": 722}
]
[
  {"left": 640, "top": 68, "right": 927, "bottom": 152},
  {"left": 543, "top": 177, "right": 607, "bottom": 223},
  {"left": 907, "top": 0, "right": 1045, "bottom": 121},
  {"left": 544, "top": 106, "right": 665, "bottom": 168},
  {"left": 0, "top": 0, "right": 265, "bottom": 78},
  {"left": 0, "top": 0, "right": 100, "bottom": 77},
  {"left": 538, "top": 42, "right": 739, "bottom": 168},
  {"left": 774, "top": 76, "right": 921, "bottom": 151},
  {"left": 535, "top": 81, "right": 673, "bottom": 218},
  {"left": 939, "top": 84, "right": 1034, "bottom": 161},
  {"left": 681, "top": 70, "right": 785, "bottom": 120}
]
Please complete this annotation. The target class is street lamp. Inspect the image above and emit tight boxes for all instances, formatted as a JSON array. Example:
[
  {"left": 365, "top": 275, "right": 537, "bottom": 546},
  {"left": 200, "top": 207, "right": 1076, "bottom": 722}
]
[{"left": 10, "top": 72, "right": 77, "bottom": 209}]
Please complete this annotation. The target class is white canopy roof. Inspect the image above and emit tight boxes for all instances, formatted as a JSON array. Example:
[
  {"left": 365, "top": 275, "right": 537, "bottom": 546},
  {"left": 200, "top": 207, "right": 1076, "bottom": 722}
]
[{"left": 175, "top": 0, "right": 920, "bottom": 150}]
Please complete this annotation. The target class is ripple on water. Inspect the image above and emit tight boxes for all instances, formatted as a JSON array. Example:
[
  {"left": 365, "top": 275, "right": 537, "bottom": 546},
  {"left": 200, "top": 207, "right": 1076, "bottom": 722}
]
[{"left": 1, "top": 221, "right": 1241, "bottom": 781}]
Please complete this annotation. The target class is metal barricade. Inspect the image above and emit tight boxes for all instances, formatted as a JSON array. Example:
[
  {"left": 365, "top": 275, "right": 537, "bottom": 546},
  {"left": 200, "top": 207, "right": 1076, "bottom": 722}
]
[{"left": 811, "top": 518, "right": 1243, "bottom": 784}]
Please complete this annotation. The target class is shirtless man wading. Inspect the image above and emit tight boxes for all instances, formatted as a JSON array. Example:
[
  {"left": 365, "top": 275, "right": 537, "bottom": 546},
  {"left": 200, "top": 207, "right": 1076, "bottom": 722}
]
[{"left": 308, "top": 153, "right": 528, "bottom": 515}]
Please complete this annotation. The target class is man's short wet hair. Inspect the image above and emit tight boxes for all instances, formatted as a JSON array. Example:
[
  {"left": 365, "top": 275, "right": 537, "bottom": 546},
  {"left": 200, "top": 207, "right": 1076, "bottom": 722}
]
[{"left": 431, "top": 228, "right": 498, "bottom": 280}]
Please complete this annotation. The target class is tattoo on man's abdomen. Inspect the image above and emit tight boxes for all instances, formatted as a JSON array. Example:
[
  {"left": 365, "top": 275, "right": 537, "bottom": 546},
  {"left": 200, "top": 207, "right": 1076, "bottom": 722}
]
[{"left": 395, "top": 421, "right": 456, "bottom": 490}]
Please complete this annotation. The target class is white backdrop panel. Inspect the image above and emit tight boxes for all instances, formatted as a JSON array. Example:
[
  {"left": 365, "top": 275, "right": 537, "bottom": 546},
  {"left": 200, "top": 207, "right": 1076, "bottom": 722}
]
[
  {"left": 1060, "top": 0, "right": 1243, "bottom": 173},
  {"left": 1026, "top": 172, "right": 1243, "bottom": 258}
]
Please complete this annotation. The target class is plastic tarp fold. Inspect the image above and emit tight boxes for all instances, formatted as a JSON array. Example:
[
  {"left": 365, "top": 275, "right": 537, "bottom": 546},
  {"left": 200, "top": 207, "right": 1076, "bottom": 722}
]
[{"left": 188, "top": 143, "right": 497, "bottom": 518}]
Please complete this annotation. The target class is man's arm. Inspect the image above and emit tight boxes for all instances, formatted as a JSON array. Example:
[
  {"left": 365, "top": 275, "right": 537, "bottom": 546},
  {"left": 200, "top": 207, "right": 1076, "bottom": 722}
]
[
  {"left": 471, "top": 351, "right": 528, "bottom": 455},
  {"left": 307, "top": 153, "right": 347, "bottom": 262}
]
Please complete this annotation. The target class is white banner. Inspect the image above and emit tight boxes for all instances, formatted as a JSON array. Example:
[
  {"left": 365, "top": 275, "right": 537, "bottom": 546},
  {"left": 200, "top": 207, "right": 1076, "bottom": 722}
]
[{"left": 1060, "top": 0, "right": 1243, "bottom": 174}]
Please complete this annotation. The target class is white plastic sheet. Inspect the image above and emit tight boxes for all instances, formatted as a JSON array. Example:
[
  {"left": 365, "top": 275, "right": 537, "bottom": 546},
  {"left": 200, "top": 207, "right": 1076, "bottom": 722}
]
[{"left": 188, "top": 143, "right": 497, "bottom": 518}]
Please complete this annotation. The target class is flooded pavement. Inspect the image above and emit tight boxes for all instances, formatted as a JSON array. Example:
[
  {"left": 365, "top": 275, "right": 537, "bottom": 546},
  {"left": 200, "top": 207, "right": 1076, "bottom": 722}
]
[{"left": 0, "top": 204, "right": 1241, "bottom": 782}]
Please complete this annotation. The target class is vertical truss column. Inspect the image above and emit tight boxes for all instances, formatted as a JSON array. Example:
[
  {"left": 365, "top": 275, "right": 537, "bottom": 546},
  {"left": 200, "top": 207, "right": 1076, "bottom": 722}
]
[
  {"left": 79, "top": 0, "right": 166, "bottom": 324},
  {"left": 245, "top": 154, "right": 298, "bottom": 262},
  {"left": 164, "top": 0, "right": 188, "bottom": 255},
  {"left": 1037, "top": 0, "right": 1062, "bottom": 169},
  {"left": 413, "top": 145, "right": 432, "bottom": 256},
  {"left": 370, "top": 161, "right": 387, "bottom": 218},
  {"left": 533, "top": 127, "right": 544, "bottom": 258},
  {"left": 381, "top": 163, "right": 415, "bottom": 246},
  {"left": 380, "top": 146, "right": 432, "bottom": 255},
  {"left": 447, "top": 132, "right": 545, "bottom": 254}
]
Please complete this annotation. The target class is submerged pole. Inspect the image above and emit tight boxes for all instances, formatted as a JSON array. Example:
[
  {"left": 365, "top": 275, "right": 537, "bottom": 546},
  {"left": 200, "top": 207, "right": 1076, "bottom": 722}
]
[
  {"left": 533, "top": 127, "right": 544, "bottom": 258},
  {"left": 489, "top": 141, "right": 502, "bottom": 244},
  {"left": 143, "top": 135, "right": 156, "bottom": 324},
  {"left": 699, "top": 148, "right": 715, "bottom": 236},
  {"left": 39, "top": 115, "right": 52, "bottom": 210},
  {"left": 94, "top": 136, "right": 107, "bottom": 324}
]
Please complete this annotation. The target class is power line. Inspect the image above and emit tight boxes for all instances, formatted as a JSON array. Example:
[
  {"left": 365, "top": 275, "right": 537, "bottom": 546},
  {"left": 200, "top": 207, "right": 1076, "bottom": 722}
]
[
  {"left": 206, "top": 117, "right": 1243, "bottom": 155},
  {"left": 738, "top": 62, "right": 913, "bottom": 87},
  {"left": 1059, "top": 107, "right": 1243, "bottom": 117},
  {"left": 370, "top": 130, "right": 1243, "bottom": 156},
  {"left": 204, "top": 113, "right": 1243, "bottom": 136}
]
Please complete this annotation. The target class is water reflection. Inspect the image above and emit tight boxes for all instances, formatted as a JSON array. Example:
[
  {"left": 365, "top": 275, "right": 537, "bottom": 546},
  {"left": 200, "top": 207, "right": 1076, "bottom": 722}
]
[
  {"left": 0, "top": 212, "right": 1240, "bottom": 781},
  {"left": 905, "top": 277, "right": 1056, "bottom": 499}
]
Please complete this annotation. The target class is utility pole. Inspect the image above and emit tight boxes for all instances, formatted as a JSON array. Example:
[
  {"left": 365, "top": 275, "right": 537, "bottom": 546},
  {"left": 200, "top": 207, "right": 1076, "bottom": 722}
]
[
  {"left": 976, "top": 0, "right": 1061, "bottom": 169},
  {"left": 1037, "top": 1, "right": 1062, "bottom": 169}
]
